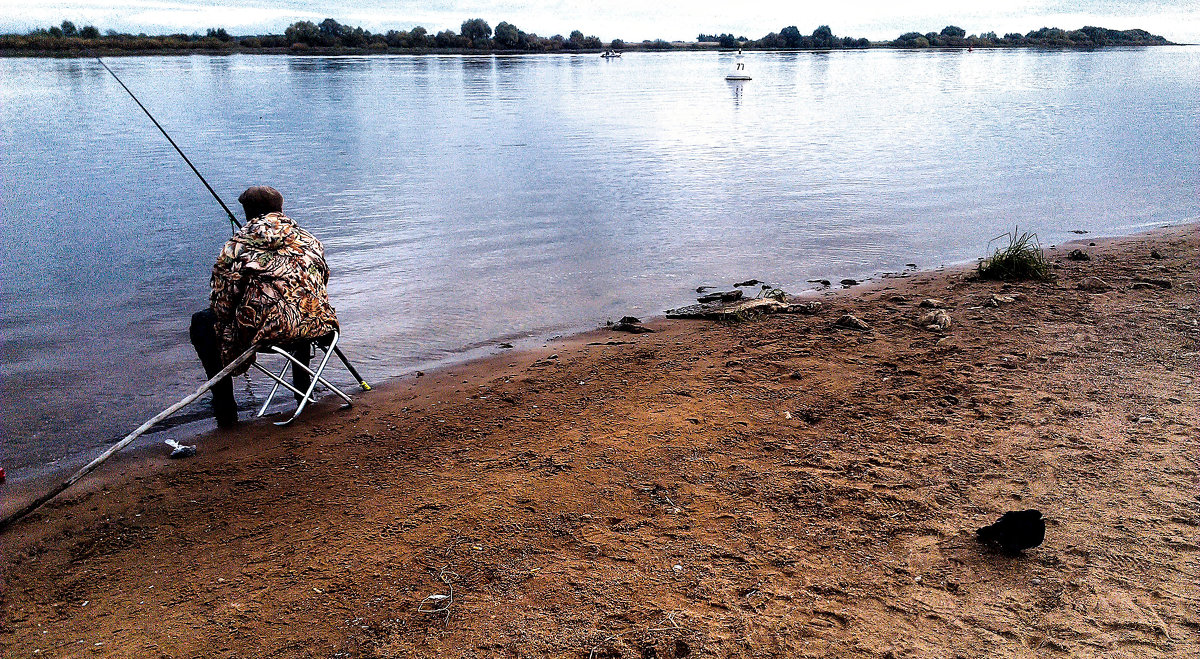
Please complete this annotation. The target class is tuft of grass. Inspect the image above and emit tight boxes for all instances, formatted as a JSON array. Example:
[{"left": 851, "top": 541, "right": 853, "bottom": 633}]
[
  {"left": 758, "top": 287, "right": 789, "bottom": 301},
  {"left": 977, "top": 227, "right": 1053, "bottom": 281}
]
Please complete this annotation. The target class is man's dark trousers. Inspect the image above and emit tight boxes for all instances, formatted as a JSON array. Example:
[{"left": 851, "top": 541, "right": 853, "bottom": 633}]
[{"left": 190, "top": 309, "right": 312, "bottom": 426}]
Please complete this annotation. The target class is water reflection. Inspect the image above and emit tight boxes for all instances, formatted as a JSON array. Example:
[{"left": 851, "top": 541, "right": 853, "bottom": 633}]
[
  {"left": 727, "top": 79, "right": 744, "bottom": 107},
  {"left": 1, "top": 48, "right": 1198, "bottom": 477}
]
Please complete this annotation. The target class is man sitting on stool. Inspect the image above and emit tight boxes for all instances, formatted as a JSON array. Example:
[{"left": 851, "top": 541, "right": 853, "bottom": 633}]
[{"left": 190, "top": 186, "right": 339, "bottom": 426}]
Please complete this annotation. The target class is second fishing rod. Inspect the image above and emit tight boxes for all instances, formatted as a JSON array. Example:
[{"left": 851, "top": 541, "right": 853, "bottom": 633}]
[{"left": 97, "top": 57, "right": 370, "bottom": 391}]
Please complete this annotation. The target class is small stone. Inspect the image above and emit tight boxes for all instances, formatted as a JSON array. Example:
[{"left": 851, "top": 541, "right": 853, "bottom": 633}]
[
  {"left": 840, "top": 278, "right": 859, "bottom": 287},
  {"left": 618, "top": 316, "right": 641, "bottom": 324},
  {"left": 1150, "top": 249, "right": 1163, "bottom": 259},
  {"left": 835, "top": 314, "right": 870, "bottom": 331},
  {"left": 734, "top": 279, "right": 762, "bottom": 287},
  {"left": 1077, "top": 276, "right": 1112, "bottom": 292},
  {"left": 919, "top": 309, "right": 951, "bottom": 331},
  {"left": 808, "top": 279, "right": 831, "bottom": 287},
  {"left": 673, "top": 564, "right": 683, "bottom": 571},
  {"left": 919, "top": 298, "right": 948, "bottom": 309},
  {"left": 1067, "top": 249, "right": 1090, "bottom": 261}
]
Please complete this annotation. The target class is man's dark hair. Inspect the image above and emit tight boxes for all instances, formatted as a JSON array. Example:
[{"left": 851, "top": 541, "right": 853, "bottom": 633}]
[{"left": 237, "top": 186, "right": 284, "bottom": 218}]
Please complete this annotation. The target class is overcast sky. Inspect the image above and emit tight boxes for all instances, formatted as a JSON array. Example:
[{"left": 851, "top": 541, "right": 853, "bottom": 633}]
[{"left": 2, "top": 1, "right": 1196, "bottom": 43}]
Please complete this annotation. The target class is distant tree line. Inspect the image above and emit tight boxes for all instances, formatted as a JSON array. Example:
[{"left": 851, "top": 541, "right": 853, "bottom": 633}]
[
  {"left": 891, "top": 25, "right": 1173, "bottom": 48},
  {"left": 0, "top": 17, "right": 614, "bottom": 54},
  {"left": 0, "top": 18, "right": 1173, "bottom": 55},
  {"left": 697, "top": 25, "right": 869, "bottom": 49}
]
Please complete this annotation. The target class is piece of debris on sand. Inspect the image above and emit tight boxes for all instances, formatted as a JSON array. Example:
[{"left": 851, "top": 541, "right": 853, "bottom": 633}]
[
  {"left": 1131, "top": 276, "right": 1172, "bottom": 289},
  {"left": 976, "top": 509, "right": 1046, "bottom": 553},
  {"left": 1077, "top": 276, "right": 1112, "bottom": 292},
  {"left": 666, "top": 298, "right": 821, "bottom": 320},
  {"left": 919, "top": 298, "right": 949, "bottom": 309},
  {"left": 919, "top": 308, "right": 951, "bottom": 331},
  {"left": 984, "top": 293, "right": 1020, "bottom": 307},
  {"left": 834, "top": 313, "right": 870, "bottom": 331},
  {"left": 1067, "top": 249, "right": 1091, "bottom": 261}
]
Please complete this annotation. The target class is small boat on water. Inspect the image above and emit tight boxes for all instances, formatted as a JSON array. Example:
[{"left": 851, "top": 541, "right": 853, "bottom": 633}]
[{"left": 601, "top": 50, "right": 622, "bottom": 58}]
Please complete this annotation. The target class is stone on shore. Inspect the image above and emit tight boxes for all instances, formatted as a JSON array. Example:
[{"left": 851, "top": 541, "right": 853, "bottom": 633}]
[
  {"left": 666, "top": 298, "right": 820, "bottom": 321},
  {"left": 697, "top": 290, "right": 743, "bottom": 304},
  {"left": 835, "top": 314, "right": 870, "bottom": 331},
  {"left": 919, "top": 309, "right": 952, "bottom": 331}
]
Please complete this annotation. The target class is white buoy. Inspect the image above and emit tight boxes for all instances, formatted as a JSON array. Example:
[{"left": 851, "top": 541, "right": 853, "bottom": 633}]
[{"left": 726, "top": 48, "right": 751, "bottom": 81}]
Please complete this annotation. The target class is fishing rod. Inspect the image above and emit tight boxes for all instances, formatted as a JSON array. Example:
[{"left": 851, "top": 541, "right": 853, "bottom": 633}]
[
  {"left": 97, "top": 57, "right": 371, "bottom": 390},
  {"left": 97, "top": 57, "right": 241, "bottom": 233}
]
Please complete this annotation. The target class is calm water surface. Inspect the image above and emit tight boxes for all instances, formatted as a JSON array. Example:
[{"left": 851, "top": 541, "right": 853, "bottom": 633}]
[{"left": 2, "top": 48, "right": 1198, "bottom": 476}]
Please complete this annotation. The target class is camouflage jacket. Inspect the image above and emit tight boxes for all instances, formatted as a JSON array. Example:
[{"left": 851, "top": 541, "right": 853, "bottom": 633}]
[{"left": 210, "top": 212, "right": 339, "bottom": 371}]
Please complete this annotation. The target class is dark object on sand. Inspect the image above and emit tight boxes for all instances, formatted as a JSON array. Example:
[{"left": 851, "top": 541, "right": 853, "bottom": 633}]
[
  {"left": 697, "top": 290, "right": 743, "bottom": 304},
  {"left": 734, "top": 279, "right": 762, "bottom": 287},
  {"left": 1067, "top": 249, "right": 1090, "bottom": 261},
  {"left": 1150, "top": 249, "right": 1163, "bottom": 259},
  {"left": 840, "top": 278, "right": 859, "bottom": 287},
  {"left": 977, "top": 509, "right": 1045, "bottom": 553},
  {"left": 807, "top": 279, "right": 831, "bottom": 287},
  {"left": 611, "top": 317, "right": 654, "bottom": 334}
]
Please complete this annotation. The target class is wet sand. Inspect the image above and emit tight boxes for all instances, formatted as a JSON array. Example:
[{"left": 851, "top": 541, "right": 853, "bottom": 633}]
[{"left": 2, "top": 225, "right": 1198, "bottom": 657}]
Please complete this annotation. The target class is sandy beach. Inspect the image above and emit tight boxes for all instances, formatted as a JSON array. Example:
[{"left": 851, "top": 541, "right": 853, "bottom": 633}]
[{"left": 2, "top": 224, "right": 1197, "bottom": 657}]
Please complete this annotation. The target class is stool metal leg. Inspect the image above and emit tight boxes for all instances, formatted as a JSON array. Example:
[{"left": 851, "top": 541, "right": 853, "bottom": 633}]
[
  {"left": 278, "top": 332, "right": 340, "bottom": 426},
  {"left": 255, "top": 349, "right": 294, "bottom": 418},
  {"left": 246, "top": 331, "right": 362, "bottom": 425}
]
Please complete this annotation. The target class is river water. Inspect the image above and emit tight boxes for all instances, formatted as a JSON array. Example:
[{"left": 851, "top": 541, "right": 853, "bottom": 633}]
[{"left": 2, "top": 48, "right": 1198, "bottom": 477}]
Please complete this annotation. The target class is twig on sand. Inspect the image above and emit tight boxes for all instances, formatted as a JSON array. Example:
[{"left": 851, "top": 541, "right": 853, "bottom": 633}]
[
  {"left": 588, "top": 612, "right": 688, "bottom": 658},
  {"left": 417, "top": 566, "right": 458, "bottom": 624},
  {"left": 647, "top": 611, "right": 684, "bottom": 632}
]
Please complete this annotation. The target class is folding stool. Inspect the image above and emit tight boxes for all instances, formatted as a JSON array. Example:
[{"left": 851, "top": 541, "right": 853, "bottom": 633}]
[{"left": 249, "top": 331, "right": 368, "bottom": 426}]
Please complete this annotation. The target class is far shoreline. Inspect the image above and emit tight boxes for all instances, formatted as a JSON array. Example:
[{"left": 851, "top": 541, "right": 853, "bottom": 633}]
[{"left": 1, "top": 42, "right": 1188, "bottom": 59}]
